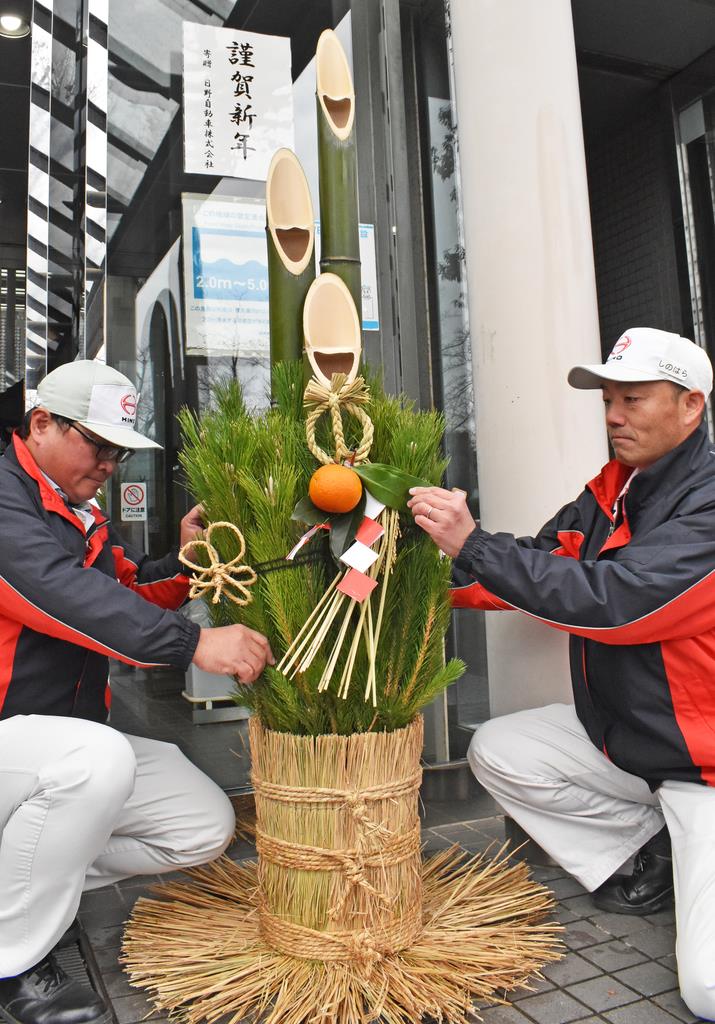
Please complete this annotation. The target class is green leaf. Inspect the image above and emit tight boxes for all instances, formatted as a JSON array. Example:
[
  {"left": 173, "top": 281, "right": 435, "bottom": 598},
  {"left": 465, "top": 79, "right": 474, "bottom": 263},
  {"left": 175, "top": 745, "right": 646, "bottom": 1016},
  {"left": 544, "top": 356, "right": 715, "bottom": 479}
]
[
  {"left": 353, "top": 463, "right": 428, "bottom": 511},
  {"left": 329, "top": 490, "right": 367, "bottom": 562},
  {"left": 291, "top": 494, "right": 331, "bottom": 526}
]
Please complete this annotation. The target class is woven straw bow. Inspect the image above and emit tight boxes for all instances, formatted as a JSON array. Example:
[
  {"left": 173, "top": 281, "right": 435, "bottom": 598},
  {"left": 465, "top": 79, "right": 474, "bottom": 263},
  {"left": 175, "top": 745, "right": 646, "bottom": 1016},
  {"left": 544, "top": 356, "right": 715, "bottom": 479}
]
[
  {"left": 178, "top": 521, "right": 257, "bottom": 606},
  {"left": 304, "top": 372, "right": 374, "bottom": 466}
]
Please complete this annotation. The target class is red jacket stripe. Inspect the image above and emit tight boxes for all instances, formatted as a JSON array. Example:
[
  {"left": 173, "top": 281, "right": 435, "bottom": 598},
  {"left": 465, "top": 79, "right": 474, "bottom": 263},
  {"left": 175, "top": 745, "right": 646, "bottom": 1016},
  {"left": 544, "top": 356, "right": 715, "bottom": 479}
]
[
  {"left": 111, "top": 546, "right": 190, "bottom": 610},
  {"left": 451, "top": 580, "right": 513, "bottom": 610},
  {"left": 0, "top": 574, "right": 171, "bottom": 669},
  {"left": 0, "top": 620, "right": 22, "bottom": 714}
]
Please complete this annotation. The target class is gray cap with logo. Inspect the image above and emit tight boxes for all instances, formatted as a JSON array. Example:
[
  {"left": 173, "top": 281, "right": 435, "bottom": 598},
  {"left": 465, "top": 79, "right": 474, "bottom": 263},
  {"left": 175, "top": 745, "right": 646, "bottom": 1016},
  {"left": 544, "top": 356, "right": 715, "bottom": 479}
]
[{"left": 34, "top": 360, "right": 161, "bottom": 450}]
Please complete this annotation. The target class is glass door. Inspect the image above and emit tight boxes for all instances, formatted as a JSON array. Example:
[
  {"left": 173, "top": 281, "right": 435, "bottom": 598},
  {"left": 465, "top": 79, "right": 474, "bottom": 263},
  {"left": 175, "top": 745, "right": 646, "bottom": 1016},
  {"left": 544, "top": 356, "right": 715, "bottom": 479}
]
[
  {"left": 398, "top": 0, "right": 489, "bottom": 763},
  {"left": 676, "top": 92, "right": 715, "bottom": 362}
]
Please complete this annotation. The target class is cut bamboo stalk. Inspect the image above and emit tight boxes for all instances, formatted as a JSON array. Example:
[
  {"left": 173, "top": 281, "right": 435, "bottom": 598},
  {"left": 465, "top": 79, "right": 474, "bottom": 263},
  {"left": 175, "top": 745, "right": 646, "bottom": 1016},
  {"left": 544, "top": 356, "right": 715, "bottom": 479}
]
[
  {"left": 315, "top": 29, "right": 361, "bottom": 316},
  {"left": 303, "top": 272, "right": 361, "bottom": 387},
  {"left": 266, "top": 148, "right": 316, "bottom": 373},
  {"left": 318, "top": 595, "right": 356, "bottom": 691},
  {"left": 292, "top": 590, "right": 347, "bottom": 677},
  {"left": 337, "top": 597, "right": 370, "bottom": 701},
  {"left": 277, "top": 572, "right": 341, "bottom": 674}
]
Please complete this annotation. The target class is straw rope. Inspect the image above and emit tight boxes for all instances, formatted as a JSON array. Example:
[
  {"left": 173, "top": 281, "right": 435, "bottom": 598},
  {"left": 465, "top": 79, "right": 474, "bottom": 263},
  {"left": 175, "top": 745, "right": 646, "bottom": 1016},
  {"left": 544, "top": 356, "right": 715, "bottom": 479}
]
[
  {"left": 304, "top": 373, "right": 374, "bottom": 465},
  {"left": 178, "top": 521, "right": 257, "bottom": 606},
  {"left": 252, "top": 769, "right": 422, "bottom": 810},
  {"left": 256, "top": 823, "right": 421, "bottom": 914},
  {"left": 257, "top": 899, "right": 423, "bottom": 968}
]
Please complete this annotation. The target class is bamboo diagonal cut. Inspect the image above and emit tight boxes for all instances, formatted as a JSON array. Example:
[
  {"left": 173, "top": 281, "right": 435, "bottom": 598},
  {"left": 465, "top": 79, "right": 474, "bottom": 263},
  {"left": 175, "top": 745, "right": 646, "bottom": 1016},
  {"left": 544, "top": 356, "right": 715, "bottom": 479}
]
[
  {"left": 315, "top": 29, "right": 361, "bottom": 316},
  {"left": 266, "top": 148, "right": 316, "bottom": 371}
]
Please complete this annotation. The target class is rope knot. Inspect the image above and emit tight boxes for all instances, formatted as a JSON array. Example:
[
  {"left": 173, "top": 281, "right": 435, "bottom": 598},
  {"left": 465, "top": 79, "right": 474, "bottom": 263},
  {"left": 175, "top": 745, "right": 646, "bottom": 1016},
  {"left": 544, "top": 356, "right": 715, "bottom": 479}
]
[
  {"left": 304, "top": 372, "right": 374, "bottom": 467},
  {"left": 345, "top": 930, "right": 384, "bottom": 972},
  {"left": 345, "top": 792, "right": 369, "bottom": 822},
  {"left": 178, "top": 521, "right": 257, "bottom": 607},
  {"left": 342, "top": 854, "right": 367, "bottom": 886}
]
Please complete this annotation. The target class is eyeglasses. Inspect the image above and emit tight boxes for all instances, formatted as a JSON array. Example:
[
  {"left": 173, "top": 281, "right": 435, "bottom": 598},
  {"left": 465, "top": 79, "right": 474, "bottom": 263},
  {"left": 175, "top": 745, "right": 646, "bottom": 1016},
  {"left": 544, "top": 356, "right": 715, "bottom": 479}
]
[{"left": 70, "top": 422, "right": 135, "bottom": 464}]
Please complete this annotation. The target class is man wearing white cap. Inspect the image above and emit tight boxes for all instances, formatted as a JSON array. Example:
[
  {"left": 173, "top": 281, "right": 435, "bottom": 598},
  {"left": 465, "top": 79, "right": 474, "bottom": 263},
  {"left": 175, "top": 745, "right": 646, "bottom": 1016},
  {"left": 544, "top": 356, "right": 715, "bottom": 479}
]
[
  {"left": 0, "top": 361, "right": 274, "bottom": 1024},
  {"left": 409, "top": 328, "right": 715, "bottom": 1020}
]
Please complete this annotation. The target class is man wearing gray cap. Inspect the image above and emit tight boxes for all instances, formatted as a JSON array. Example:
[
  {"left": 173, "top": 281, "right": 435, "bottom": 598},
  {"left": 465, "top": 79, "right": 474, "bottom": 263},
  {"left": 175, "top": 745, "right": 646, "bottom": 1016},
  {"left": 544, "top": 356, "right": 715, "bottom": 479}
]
[
  {"left": 0, "top": 361, "right": 274, "bottom": 1024},
  {"left": 409, "top": 328, "right": 715, "bottom": 1021}
]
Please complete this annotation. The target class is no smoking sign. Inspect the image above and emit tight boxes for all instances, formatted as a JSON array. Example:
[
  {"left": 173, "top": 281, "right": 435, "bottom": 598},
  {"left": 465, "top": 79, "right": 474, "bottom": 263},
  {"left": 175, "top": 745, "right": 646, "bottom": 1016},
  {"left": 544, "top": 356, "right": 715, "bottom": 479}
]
[{"left": 120, "top": 481, "right": 147, "bottom": 522}]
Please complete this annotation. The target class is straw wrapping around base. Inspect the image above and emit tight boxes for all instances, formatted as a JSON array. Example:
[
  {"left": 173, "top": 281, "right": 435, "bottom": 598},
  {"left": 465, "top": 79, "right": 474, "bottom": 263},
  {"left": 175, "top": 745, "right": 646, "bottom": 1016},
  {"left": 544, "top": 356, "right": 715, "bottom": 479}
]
[
  {"left": 122, "top": 845, "right": 563, "bottom": 1024},
  {"left": 258, "top": 898, "right": 423, "bottom": 967},
  {"left": 250, "top": 716, "right": 425, "bottom": 956},
  {"left": 255, "top": 822, "right": 422, "bottom": 919}
]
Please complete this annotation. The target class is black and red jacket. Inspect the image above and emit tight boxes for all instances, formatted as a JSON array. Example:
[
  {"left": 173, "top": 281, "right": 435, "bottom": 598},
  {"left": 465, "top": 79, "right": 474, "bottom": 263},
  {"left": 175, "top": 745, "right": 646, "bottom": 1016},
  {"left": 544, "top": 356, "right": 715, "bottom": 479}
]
[
  {"left": 452, "top": 421, "right": 715, "bottom": 789},
  {"left": 0, "top": 435, "right": 201, "bottom": 722}
]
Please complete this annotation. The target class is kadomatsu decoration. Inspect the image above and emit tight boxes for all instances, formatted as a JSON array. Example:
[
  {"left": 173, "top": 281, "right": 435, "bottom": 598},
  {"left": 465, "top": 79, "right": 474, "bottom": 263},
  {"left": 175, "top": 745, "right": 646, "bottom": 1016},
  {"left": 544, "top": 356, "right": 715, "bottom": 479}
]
[{"left": 122, "top": 27, "right": 561, "bottom": 1024}]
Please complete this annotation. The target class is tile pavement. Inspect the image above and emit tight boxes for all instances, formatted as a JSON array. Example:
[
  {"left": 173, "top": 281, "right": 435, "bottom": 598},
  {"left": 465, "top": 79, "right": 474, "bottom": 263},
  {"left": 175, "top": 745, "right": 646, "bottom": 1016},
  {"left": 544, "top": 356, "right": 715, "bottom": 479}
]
[{"left": 78, "top": 815, "right": 705, "bottom": 1024}]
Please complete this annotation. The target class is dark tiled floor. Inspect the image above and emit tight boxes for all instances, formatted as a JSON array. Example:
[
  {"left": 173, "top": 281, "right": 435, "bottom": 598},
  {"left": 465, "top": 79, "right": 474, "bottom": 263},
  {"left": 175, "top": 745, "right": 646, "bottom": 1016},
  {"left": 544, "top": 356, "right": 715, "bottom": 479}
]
[{"left": 76, "top": 813, "right": 705, "bottom": 1024}]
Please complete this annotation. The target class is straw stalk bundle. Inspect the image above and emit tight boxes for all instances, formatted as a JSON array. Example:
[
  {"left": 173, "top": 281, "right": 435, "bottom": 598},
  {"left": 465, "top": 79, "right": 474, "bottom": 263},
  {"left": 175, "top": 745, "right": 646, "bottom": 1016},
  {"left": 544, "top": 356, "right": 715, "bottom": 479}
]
[
  {"left": 123, "top": 714, "right": 562, "bottom": 1023},
  {"left": 253, "top": 718, "right": 424, "bottom": 961},
  {"left": 123, "top": 850, "right": 561, "bottom": 1024}
]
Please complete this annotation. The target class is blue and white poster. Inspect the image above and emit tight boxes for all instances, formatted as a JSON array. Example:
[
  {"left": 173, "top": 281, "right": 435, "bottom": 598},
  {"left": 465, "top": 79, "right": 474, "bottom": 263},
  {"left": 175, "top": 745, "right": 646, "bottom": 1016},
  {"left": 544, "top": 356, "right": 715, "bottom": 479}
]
[
  {"left": 181, "top": 193, "right": 269, "bottom": 356},
  {"left": 314, "top": 221, "right": 380, "bottom": 331}
]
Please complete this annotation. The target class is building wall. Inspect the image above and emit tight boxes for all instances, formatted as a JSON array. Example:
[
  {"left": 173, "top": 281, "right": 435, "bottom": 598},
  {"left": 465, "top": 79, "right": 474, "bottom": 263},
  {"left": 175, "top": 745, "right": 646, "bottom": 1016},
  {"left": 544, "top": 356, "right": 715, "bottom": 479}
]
[
  {"left": 586, "top": 95, "right": 686, "bottom": 353},
  {"left": 450, "top": 0, "right": 608, "bottom": 717}
]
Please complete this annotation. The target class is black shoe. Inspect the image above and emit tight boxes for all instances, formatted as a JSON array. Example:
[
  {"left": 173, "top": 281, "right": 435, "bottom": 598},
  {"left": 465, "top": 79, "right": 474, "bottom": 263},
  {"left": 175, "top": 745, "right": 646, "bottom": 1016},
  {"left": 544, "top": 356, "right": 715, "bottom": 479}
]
[
  {"left": 591, "top": 825, "right": 673, "bottom": 915},
  {"left": 0, "top": 953, "right": 111, "bottom": 1024}
]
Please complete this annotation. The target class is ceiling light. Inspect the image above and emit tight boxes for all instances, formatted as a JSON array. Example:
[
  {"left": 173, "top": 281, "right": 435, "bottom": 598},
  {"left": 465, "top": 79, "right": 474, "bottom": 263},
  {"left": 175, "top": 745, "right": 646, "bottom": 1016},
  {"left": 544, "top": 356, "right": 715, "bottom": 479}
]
[{"left": 0, "top": 14, "right": 30, "bottom": 38}]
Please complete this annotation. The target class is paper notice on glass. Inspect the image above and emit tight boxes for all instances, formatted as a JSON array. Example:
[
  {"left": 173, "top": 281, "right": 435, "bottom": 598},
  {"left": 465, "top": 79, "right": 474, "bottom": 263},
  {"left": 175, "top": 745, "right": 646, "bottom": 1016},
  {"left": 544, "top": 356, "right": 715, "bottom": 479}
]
[
  {"left": 314, "top": 222, "right": 380, "bottom": 331},
  {"left": 181, "top": 193, "right": 269, "bottom": 356},
  {"left": 183, "top": 22, "right": 293, "bottom": 181}
]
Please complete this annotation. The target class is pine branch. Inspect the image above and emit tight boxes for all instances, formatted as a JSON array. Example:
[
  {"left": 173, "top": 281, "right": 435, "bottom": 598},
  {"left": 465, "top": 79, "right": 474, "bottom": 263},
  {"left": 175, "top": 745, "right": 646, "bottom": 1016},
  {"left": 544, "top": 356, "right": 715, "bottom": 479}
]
[{"left": 177, "top": 363, "right": 465, "bottom": 735}]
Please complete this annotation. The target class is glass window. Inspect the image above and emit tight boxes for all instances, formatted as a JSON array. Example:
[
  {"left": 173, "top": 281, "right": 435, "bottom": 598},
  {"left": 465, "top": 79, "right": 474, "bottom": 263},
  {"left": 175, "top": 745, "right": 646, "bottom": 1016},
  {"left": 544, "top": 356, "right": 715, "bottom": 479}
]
[
  {"left": 104, "top": 0, "right": 350, "bottom": 790},
  {"left": 400, "top": 0, "right": 489, "bottom": 761}
]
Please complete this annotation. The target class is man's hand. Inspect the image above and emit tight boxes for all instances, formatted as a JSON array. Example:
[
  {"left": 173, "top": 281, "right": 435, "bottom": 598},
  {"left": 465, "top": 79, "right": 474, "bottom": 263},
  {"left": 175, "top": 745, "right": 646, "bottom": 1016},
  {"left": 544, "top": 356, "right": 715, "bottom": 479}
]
[
  {"left": 179, "top": 504, "right": 205, "bottom": 560},
  {"left": 192, "top": 624, "right": 275, "bottom": 682},
  {"left": 407, "top": 486, "right": 477, "bottom": 557}
]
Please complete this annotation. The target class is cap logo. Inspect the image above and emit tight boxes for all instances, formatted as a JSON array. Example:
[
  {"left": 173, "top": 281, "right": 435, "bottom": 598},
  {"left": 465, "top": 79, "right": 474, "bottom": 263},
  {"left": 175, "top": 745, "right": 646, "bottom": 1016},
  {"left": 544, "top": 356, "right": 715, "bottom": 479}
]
[
  {"left": 87, "top": 383, "right": 138, "bottom": 429},
  {"left": 608, "top": 335, "right": 632, "bottom": 362},
  {"left": 120, "top": 392, "right": 137, "bottom": 417}
]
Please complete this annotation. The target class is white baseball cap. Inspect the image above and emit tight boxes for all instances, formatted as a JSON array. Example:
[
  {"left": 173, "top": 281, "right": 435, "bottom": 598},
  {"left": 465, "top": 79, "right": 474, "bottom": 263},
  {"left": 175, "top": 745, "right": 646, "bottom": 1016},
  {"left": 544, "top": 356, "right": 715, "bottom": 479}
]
[
  {"left": 34, "top": 360, "right": 161, "bottom": 450},
  {"left": 568, "top": 327, "right": 713, "bottom": 399}
]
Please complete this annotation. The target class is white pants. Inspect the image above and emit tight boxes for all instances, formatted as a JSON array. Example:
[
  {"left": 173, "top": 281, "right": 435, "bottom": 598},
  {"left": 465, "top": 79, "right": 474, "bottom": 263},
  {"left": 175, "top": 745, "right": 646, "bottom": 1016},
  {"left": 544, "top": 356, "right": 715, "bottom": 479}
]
[
  {"left": 0, "top": 715, "right": 235, "bottom": 978},
  {"left": 468, "top": 703, "right": 715, "bottom": 1021}
]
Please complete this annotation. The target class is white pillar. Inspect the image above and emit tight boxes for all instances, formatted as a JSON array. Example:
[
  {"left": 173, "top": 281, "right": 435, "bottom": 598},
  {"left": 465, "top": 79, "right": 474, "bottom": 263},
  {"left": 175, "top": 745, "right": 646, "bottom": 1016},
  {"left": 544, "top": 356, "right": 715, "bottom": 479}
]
[{"left": 450, "top": 0, "right": 609, "bottom": 717}]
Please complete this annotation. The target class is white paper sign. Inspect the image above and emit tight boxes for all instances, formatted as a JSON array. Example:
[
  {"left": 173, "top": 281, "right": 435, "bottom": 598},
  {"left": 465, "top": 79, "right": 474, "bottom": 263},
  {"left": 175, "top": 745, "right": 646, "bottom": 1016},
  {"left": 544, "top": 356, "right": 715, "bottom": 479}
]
[
  {"left": 182, "top": 193, "right": 269, "bottom": 357},
  {"left": 183, "top": 22, "right": 293, "bottom": 180},
  {"left": 121, "top": 482, "right": 147, "bottom": 522},
  {"left": 314, "top": 222, "right": 380, "bottom": 331}
]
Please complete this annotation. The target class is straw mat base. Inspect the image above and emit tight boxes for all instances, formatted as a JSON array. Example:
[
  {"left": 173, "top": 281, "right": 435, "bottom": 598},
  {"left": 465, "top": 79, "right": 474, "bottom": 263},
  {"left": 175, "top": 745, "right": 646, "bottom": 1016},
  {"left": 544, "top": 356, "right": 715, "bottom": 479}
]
[{"left": 122, "top": 844, "right": 562, "bottom": 1024}]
